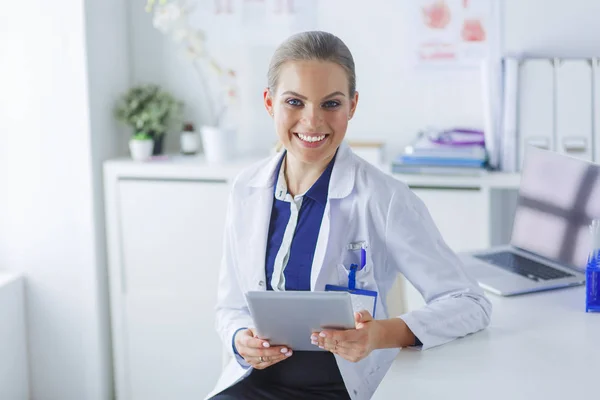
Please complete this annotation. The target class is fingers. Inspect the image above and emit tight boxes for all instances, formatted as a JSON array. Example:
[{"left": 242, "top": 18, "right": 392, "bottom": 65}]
[
  {"left": 235, "top": 329, "right": 295, "bottom": 369},
  {"left": 310, "top": 311, "right": 374, "bottom": 363},
  {"left": 315, "top": 335, "right": 367, "bottom": 354},
  {"left": 242, "top": 343, "right": 291, "bottom": 358},
  {"left": 244, "top": 348, "right": 294, "bottom": 369},
  {"left": 311, "top": 334, "right": 352, "bottom": 351},
  {"left": 241, "top": 334, "right": 272, "bottom": 351},
  {"left": 355, "top": 310, "right": 373, "bottom": 325},
  {"left": 314, "top": 332, "right": 369, "bottom": 363},
  {"left": 249, "top": 352, "right": 289, "bottom": 369},
  {"left": 314, "top": 329, "right": 363, "bottom": 345}
]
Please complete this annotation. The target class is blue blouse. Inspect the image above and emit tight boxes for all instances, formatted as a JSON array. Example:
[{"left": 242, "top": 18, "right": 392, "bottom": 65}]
[{"left": 264, "top": 153, "right": 335, "bottom": 291}]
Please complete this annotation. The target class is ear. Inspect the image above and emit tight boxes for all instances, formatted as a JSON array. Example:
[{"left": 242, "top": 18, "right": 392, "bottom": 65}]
[
  {"left": 263, "top": 87, "right": 274, "bottom": 117},
  {"left": 348, "top": 91, "right": 359, "bottom": 120}
]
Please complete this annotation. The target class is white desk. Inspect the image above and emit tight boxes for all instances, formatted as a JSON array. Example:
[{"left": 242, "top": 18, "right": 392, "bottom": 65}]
[{"left": 374, "top": 286, "right": 600, "bottom": 400}]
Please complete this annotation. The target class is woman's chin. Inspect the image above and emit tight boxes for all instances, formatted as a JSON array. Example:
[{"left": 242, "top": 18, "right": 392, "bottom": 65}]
[{"left": 291, "top": 144, "right": 336, "bottom": 165}]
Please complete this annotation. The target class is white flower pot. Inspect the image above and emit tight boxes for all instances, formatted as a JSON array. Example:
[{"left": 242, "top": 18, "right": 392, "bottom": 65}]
[
  {"left": 180, "top": 131, "right": 201, "bottom": 155},
  {"left": 129, "top": 139, "right": 154, "bottom": 162},
  {"left": 200, "top": 125, "right": 235, "bottom": 163}
]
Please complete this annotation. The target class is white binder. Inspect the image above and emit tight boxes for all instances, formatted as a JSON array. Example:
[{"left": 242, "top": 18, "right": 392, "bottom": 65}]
[
  {"left": 500, "top": 57, "right": 519, "bottom": 172},
  {"left": 594, "top": 58, "right": 600, "bottom": 163},
  {"left": 518, "top": 59, "right": 555, "bottom": 169},
  {"left": 481, "top": 59, "right": 501, "bottom": 170},
  {"left": 555, "top": 59, "right": 593, "bottom": 161}
]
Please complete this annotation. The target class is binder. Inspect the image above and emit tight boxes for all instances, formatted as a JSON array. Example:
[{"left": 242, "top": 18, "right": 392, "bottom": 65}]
[
  {"left": 500, "top": 57, "right": 519, "bottom": 172},
  {"left": 594, "top": 58, "right": 600, "bottom": 163},
  {"left": 555, "top": 59, "right": 593, "bottom": 161},
  {"left": 480, "top": 59, "right": 501, "bottom": 170},
  {"left": 518, "top": 59, "right": 555, "bottom": 169}
]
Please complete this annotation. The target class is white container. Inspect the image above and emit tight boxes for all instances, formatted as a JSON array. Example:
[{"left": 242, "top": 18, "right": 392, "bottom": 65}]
[
  {"left": 180, "top": 131, "right": 200, "bottom": 155},
  {"left": 129, "top": 138, "right": 154, "bottom": 162},
  {"left": 200, "top": 125, "right": 235, "bottom": 163}
]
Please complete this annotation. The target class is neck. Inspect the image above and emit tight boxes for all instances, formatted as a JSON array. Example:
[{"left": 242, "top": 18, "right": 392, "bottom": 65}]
[{"left": 284, "top": 152, "right": 333, "bottom": 196}]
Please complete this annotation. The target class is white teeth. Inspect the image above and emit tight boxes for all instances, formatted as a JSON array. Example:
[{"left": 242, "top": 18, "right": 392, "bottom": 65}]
[{"left": 297, "top": 133, "right": 326, "bottom": 143}]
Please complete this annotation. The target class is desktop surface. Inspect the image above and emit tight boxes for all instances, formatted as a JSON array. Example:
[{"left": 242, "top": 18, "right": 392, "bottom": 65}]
[{"left": 373, "top": 287, "right": 600, "bottom": 400}]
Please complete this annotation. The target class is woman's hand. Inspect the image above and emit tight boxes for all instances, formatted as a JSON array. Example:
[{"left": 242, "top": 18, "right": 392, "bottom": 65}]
[
  {"left": 312, "top": 310, "right": 381, "bottom": 363},
  {"left": 234, "top": 328, "right": 293, "bottom": 369},
  {"left": 313, "top": 311, "right": 417, "bottom": 362}
]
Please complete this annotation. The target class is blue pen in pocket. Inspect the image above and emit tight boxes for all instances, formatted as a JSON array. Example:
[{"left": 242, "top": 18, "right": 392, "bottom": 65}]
[
  {"left": 347, "top": 248, "right": 366, "bottom": 290},
  {"left": 326, "top": 242, "right": 377, "bottom": 317},
  {"left": 348, "top": 264, "right": 358, "bottom": 290}
]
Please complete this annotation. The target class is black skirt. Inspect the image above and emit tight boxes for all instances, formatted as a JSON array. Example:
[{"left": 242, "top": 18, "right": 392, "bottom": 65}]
[{"left": 210, "top": 351, "right": 350, "bottom": 400}]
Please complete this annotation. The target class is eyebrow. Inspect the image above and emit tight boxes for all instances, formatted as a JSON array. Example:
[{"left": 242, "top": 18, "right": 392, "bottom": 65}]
[{"left": 280, "top": 91, "right": 346, "bottom": 100}]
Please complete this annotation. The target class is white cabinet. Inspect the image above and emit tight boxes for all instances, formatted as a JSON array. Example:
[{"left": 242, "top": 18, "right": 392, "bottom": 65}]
[
  {"left": 106, "top": 176, "right": 229, "bottom": 400},
  {"left": 411, "top": 187, "right": 490, "bottom": 252}
]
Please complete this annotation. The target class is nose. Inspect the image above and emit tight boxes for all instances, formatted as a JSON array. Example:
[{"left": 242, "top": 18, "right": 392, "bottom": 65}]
[{"left": 300, "top": 104, "right": 323, "bottom": 128}]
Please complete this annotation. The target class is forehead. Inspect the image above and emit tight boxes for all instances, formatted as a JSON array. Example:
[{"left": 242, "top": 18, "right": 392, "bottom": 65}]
[{"left": 276, "top": 60, "right": 349, "bottom": 96}]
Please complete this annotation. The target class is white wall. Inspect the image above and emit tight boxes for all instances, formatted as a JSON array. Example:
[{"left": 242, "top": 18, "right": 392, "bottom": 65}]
[
  {"left": 504, "top": 0, "right": 600, "bottom": 56},
  {"left": 128, "top": 0, "right": 600, "bottom": 159},
  {"left": 0, "top": 0, "right": 129, "bottom": 399},
  {"left": 84, "top": 0, "right": 131, "bottom": 396},
  {"left": 129, "top": 0, "right": 485, "bottom": 157}
]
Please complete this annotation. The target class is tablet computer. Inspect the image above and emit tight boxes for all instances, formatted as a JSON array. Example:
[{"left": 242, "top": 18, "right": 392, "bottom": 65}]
[{"left": 245, "top": 291, "right": 356, "bottom": 351}]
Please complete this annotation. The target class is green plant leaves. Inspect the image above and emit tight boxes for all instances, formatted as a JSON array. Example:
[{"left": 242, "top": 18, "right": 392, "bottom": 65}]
[
  {"left": 115, "top": 84, "right": 183, "bottom": 136},
  {"left": 132, "top": 132, "right": 152, "bottom": 141}
]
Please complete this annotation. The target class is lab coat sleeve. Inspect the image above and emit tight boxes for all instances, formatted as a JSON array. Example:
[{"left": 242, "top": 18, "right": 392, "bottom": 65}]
[
  {"left": 215, "top": 183, "right": 254, "bottom": 368},
  {"left": 385, "top": 187, "right": 492, "bottom": 350}
]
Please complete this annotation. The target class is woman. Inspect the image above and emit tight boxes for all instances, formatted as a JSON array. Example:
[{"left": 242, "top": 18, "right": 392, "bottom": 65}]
[{"left": 207, "top": 31, "right": 491, "bottom": 400}]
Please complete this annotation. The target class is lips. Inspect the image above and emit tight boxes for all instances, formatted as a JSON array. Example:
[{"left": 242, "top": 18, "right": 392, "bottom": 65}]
[{"left": 294, "top": 132, "right": 329, "bottom": 143}]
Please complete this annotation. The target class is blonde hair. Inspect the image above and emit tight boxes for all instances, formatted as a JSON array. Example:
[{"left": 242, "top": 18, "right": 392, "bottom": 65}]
[{"left": 267, "top": 31, "right": 356, "bottom": 96}]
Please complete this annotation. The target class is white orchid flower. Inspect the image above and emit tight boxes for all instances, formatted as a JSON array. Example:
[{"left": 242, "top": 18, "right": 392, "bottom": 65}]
[
  {"left": 153, "top": 2, "right": 184, "bottom": 33},
  {"left": 149, "top": 0, "right": 238, "bottom": 127}
]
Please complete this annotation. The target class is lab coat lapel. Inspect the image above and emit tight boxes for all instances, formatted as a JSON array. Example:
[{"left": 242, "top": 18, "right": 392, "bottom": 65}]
[
  {"left": 243, "top": 151, "right": 284, "bottom": 291},
  {"left": 243, "top": 187, "right": 272, "bottom": 291},
  {"left": 311, "top": 142, "right": 357, "bottom": 290},
  {"left": 311, "top": 203, "right": 331, "bottom": 290}
]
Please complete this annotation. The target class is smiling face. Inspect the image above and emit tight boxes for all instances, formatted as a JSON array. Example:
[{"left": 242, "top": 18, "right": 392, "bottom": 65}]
[{"left": 264, "top": 60, "right": 358, "bottom": 165}]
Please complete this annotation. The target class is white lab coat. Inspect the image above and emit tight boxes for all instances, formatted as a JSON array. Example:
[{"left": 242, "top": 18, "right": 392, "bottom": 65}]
[{"left": 206, "top": 141, "right": 492, "bottom": 400}]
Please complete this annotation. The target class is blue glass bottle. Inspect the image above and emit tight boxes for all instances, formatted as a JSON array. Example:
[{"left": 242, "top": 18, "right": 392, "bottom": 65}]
[
  {"left": 586, "top": 219, "right": 600, "bottom": 313},
  {"left": 586, "top": 253, "right": 600, "bottom": 312}
]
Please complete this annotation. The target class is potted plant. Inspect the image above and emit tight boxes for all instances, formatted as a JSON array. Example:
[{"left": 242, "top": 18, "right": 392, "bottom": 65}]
[
  {"left": 115, "top": 84, "right": 183, "bottom": 156},
  {"left": 128, "top": 132, "right": 154, "bottom": 162}
]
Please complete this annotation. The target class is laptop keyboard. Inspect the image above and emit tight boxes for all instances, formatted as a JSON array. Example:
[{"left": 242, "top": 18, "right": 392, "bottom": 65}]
[{"left": 474, "top": 252, "right": 575, "bottom": 281}]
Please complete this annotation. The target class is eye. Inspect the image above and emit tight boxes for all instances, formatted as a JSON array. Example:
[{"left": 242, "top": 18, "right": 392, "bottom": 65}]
[
  {"left": 322, "top": 100, "right": 341, "bottom": 109},
  {"left": 286, "top": 98, "right": 303, "bottom": 107}
]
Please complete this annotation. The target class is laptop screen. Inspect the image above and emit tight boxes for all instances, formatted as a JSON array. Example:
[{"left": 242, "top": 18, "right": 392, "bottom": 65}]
[{"left": 511, "top": 146, "right": 600, "bottom": 270}]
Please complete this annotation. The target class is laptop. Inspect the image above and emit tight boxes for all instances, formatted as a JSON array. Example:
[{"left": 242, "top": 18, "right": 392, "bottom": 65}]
[{"left": 460, "top": 146, "right": 600, "bottom": 296}]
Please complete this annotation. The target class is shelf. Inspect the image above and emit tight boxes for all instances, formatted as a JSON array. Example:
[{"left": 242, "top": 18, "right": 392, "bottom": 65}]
[{"left": 105, "top": 155, "right": 521, "bottom": 190}]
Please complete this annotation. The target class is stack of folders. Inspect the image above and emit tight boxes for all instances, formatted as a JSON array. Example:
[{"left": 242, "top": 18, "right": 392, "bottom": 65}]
[
  {"left": 392, "top": 130, "right": 488, "bottom": 176},
  {"left": 499, "top": 56, "right": 598, "bottom": 171}
]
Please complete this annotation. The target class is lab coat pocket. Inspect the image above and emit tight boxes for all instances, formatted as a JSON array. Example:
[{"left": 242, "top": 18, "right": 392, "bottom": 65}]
[
  {"left": 336, "top": 250, "right": 376, "bottom": 291},
  {"left": 354, "top": 262, "right": 377, "bottom": 291}
]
